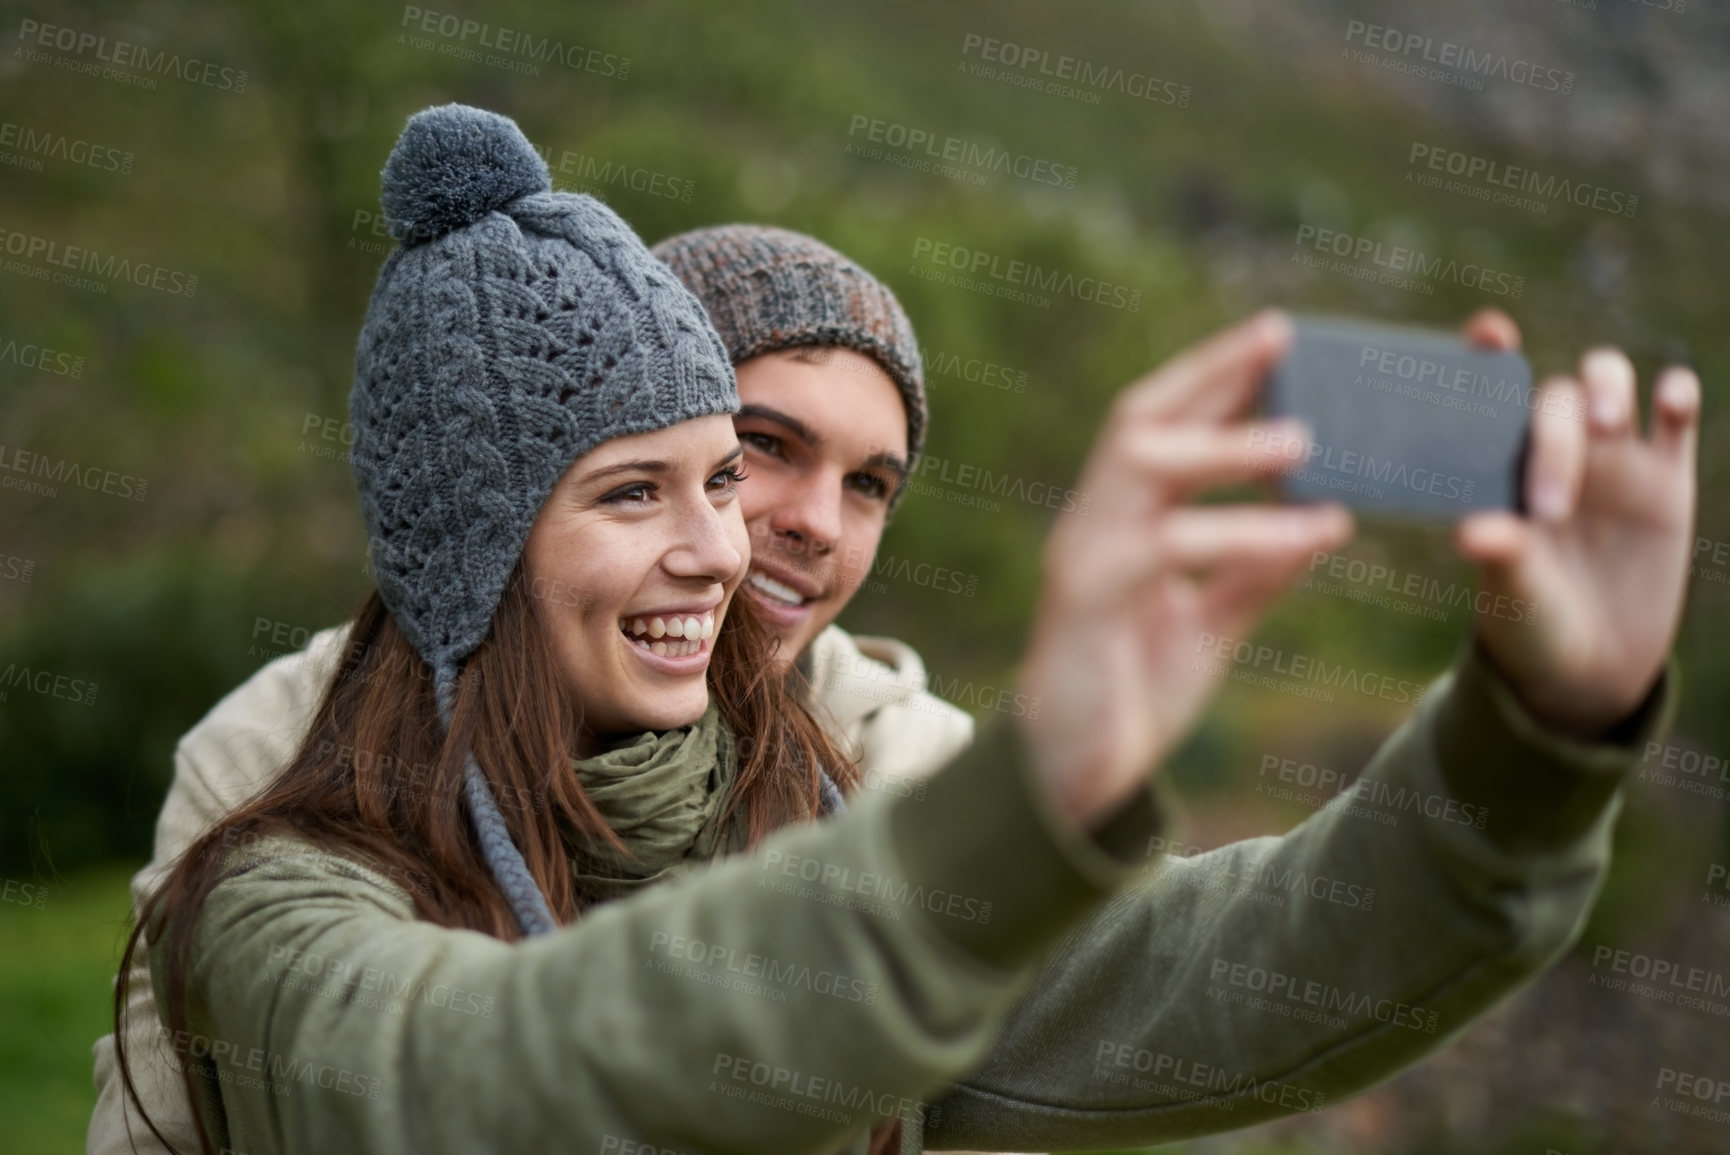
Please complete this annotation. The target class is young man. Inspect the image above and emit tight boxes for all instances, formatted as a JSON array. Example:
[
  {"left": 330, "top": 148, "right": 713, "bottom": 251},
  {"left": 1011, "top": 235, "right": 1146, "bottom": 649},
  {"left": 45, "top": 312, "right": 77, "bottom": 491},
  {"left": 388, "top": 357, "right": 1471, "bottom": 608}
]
[{"left": 90, "top": 223, "right": 1693, "bottom": 1154}]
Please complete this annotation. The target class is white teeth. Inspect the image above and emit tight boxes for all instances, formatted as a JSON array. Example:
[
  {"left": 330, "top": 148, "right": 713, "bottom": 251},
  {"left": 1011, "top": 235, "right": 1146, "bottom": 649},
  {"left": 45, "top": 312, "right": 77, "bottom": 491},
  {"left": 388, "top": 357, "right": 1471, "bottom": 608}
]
[
  {"left": 621, "top": 611, "right": 715, "bottom": 657},
  {"left": 748, "top": 570, "right": 806, "bottom": 606}
]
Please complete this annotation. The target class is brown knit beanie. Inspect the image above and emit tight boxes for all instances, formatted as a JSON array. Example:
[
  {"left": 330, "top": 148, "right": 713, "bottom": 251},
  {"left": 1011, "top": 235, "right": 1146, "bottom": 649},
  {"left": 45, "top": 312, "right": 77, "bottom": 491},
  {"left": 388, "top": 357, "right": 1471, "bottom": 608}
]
[{"left": 650, "top": 225, "right": 928, "bottom": 482}]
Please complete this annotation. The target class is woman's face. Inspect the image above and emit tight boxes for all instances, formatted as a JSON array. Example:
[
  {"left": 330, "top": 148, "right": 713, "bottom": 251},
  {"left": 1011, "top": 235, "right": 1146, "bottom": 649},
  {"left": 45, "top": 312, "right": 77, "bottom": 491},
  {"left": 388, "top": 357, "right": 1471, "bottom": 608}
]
[{"left": 522, "top": 415, "right": 750, "bottom": 749}]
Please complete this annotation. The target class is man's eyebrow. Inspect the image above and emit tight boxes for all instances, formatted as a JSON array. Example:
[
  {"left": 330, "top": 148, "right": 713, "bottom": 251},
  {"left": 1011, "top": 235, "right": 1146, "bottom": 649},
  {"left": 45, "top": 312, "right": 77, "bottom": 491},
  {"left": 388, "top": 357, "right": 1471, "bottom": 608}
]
[
  {"left": 735, "top": 403, "right": 822, "bottom": 450},
  {"left": 736, "top": 403, "right": 907, "bottom": 479},
  {"left": 862, "top": 449, "right": 909, "bottom": 482}
]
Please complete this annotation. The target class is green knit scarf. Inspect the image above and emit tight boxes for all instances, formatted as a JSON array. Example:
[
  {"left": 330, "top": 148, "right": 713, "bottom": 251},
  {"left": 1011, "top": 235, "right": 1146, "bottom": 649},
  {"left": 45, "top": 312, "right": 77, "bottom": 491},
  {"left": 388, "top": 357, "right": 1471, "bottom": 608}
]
[{"left": 561, "top": 704, "right": 754, "bottom": 904}]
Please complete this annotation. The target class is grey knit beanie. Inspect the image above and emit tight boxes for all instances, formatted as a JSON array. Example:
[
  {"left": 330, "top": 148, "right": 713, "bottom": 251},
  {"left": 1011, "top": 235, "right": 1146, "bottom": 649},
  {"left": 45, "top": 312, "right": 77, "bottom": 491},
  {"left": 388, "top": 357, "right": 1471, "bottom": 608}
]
[
  {"left": 650, "top": 225, "right": 928, "bottom": 479},
  {"left": 349, "top": 104, "right": 738, "bottom": 936}
]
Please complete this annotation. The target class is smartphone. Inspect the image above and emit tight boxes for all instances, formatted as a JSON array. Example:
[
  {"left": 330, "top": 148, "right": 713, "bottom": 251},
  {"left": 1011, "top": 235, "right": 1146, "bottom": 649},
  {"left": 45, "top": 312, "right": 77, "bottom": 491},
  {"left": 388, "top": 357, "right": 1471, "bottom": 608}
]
[{"left": 1261, "top": 315, "right": 1533, "bottom": 519}]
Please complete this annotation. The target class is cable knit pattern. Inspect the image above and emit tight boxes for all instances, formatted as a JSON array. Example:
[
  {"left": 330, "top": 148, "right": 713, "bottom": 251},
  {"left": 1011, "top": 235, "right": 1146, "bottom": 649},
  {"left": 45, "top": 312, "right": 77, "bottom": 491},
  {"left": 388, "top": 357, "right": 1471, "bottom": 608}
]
[
  {"left": 651, "top": 225, "right": 928, "bottom": 478},
  {"left": 349, "top": 105, "right": 739, "bottom": 936}
]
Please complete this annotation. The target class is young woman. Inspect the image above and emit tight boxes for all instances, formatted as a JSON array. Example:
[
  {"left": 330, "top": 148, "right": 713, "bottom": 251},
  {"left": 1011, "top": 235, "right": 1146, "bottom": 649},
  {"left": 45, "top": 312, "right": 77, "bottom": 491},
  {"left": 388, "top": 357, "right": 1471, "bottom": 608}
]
[
  {"left": 116, "top": 103, "right": 1698, "bottom": 1155},
  {"left": 114, "top": 101, "right": 1162, "bottom": 1155}
]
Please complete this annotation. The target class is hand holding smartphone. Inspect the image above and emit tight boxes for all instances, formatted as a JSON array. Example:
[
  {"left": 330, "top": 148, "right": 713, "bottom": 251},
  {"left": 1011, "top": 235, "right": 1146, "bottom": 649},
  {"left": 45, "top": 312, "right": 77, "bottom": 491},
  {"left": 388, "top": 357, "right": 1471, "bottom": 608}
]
[{"left": 1262, "top": 315, "right": 1536, "bottom": 519}]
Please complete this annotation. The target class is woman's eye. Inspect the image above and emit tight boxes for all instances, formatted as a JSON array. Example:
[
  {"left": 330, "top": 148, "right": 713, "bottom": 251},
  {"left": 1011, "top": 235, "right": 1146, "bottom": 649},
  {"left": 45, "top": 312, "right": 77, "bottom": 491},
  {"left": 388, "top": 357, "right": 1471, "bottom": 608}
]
[
  {"left": 739, "top": 431, "right": 784, "bottom": 458},
  {"left": 709, "top": 465, "right": 750, "bottom": 494},
  {"left": 602, "top": 482, "right": 656, "bottom": 505}
]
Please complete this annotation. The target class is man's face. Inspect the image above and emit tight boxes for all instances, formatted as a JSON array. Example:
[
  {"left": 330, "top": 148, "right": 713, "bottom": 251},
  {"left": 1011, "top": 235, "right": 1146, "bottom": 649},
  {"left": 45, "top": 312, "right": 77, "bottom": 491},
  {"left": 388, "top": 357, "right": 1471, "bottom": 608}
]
[{"left": 731, "top": 347, "right": 910, "bottom": 668}]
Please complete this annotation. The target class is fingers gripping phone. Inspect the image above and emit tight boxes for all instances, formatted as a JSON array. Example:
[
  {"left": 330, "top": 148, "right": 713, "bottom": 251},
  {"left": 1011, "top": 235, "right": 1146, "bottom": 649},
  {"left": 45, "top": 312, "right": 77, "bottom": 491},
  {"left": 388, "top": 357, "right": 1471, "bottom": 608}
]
[{"left": 1262, "top": 316, "right": 1534, "bottom": 519}]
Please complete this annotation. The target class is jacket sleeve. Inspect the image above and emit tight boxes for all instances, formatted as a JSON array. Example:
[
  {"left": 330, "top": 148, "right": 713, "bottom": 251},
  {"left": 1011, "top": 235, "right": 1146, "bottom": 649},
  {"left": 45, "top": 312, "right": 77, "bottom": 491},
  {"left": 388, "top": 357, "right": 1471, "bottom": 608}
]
[
  {"left": 87, "top": 627, "right": 347, "bottom": 1155},
  {"left": 920, "top": 644, "right": 1675, "bottom": 1152},
  {"left": 147, "top": 704, "right": 1167, "bottom": 1155}
]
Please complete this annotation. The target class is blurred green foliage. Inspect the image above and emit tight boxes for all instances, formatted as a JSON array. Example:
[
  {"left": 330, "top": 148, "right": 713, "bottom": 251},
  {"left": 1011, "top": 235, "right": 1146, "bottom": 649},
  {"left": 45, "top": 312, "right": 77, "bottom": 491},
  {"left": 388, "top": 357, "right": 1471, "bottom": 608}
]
[
  {"left": 0, "top": 0, "right": 1724, "bottom": 948},
  {"left": 2, "top": 3, "right": 1727, "bottom": 1153}
]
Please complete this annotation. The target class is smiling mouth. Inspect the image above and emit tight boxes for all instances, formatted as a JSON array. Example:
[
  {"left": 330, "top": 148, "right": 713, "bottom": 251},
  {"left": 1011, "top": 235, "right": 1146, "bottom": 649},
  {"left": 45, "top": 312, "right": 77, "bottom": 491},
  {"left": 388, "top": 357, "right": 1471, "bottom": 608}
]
[
  {"left": 620, "top": 610, "right": 715, "bottom": 659},
  {"left": 746, "top": 569, "right": 814, "bottom": 608}
]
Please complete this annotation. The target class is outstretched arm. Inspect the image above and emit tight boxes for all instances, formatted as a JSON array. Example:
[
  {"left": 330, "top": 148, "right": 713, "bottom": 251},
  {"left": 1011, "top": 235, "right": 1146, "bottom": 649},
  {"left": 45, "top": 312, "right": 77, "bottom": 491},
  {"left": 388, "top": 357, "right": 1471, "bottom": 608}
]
[
  {"left": 922, "top": 643, "right": 1670, "bottom": 1151},
  {"left": 922, "top": 311, "right": 1696, "bottom": 1150}
]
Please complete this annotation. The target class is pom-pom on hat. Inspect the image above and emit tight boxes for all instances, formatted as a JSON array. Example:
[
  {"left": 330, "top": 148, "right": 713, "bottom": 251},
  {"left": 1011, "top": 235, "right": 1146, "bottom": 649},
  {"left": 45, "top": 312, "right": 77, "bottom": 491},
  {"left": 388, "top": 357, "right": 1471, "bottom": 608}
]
[
  {"left": 379, "top": 104, "right": 552, "bottom": 243},
  {"left": 349, "top": 104, "right": 739, "bottom": 935}
]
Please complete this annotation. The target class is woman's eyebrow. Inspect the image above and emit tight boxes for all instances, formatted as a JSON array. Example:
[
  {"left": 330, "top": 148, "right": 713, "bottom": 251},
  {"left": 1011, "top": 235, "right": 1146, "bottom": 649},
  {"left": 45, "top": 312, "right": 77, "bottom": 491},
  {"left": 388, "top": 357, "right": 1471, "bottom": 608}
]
[
  {"left": 577, "top": 444, "right": 742, "bottom": 485},
  {"left": 580, "top": 459, "right": 671, "bottom": 483}
]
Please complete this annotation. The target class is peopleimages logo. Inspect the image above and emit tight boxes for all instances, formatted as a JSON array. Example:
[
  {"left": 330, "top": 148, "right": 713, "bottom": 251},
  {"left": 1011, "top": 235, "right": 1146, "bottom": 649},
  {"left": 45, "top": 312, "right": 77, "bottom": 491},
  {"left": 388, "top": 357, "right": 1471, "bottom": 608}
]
[
  {"left": 0, "top": 663, "right": 101, "bottom": 706},
  {"left": 1589, "top": 944, "right": 1730, "bottom": 1011},
  {"left": 1207, "top": 956, "right": 1441, "bottom": 1034},
  {"left": 920, "top": 346, "right": 1028, "bottom": 393},
  {"left": 1342, "top": 19, "right": 1574, "bottom": 94},
  {"left": 846, "top": 114, "right": 1079, "bottom": 189},
  {"left": 267, "top": 943, "right": 496, "bottom": 1019},
  {"left": 1291, "top": 224, "right": 1524, "bottom": 299},
  {"left": 1257, "top": 752, "right": 1491, "bottom": 830},
  {"left": 958, "top": 33, "right": 1191, "bottom": 107},
  {"left": 0, "top": 120, "right": 134, "bottom": 176},
  {"left": 1704, "top": 864, "right": 1729, "bottom": 910},
  {"left": 1248, "top": 426, "right": 1479, "bottom": 507},
  {"left": 397, "top": 6, "right": 630, "bottom": 78},
  {"left": 648, "top": 931, "right": 881, "bottom": 1006},
  {"left": 157, "top": 1027, "right": 384, "bottom": 1101},
  {"left": 0, "top": 443, "right": 148, "bottom": 502},
  {"left": 909, "top": 236, "right": 1141, "bottom": 311},
  {"left": 14, "top": 18, "right": 249, "bottom": 92},
  {"left": 1305, "top": 549, "right": 1537, "bottom": 626},
  {"left": 0, "top": 227, "right": 199, "bottom": 297},
  {"left": 1407, "top": 143, "right": 1638, "bottom": 218},
  {"left": 541, "top": 147, "right": 696, "bottom": 203},
  {"left": 886, "top": 443, "right": 1090, "bottom": 515},
  {"left": 1193, "top": 631, "right": 1427, "bottom": 706},
  {"left": 1093, "top": 1041, "right": 1326, "bottom": 1113},
  {"left": 0, "top": 333, "right": 84, "bottom": 378},
  {"left": 1348, "top": 341, "right": 1580, "bottom": 423}
]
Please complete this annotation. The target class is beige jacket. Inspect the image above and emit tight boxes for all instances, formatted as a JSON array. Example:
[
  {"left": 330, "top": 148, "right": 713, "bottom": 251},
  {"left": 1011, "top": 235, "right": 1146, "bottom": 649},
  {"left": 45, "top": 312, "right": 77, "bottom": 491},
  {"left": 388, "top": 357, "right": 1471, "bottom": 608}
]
[{"left": 87, "top": 622, "right": 973, "bottom": 1155}]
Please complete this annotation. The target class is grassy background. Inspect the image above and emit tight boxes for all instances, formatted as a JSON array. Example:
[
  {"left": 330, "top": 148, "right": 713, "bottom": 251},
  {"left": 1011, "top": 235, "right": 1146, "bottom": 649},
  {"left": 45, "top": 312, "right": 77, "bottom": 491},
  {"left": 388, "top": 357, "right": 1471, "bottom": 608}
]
[{"left": 0, "top": 866, "right": 134, "bottom": 1153}]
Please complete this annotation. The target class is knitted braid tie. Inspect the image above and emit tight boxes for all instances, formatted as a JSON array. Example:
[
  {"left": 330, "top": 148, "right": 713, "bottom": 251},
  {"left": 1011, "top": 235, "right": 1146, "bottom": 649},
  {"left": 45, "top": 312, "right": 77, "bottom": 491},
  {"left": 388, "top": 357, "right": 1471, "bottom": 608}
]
[
  {"left": 436, "top": 667, "right": 558, "bottom": 937},
  {"left": 817, "top": 769, "right": 848, "bottom": 818}
]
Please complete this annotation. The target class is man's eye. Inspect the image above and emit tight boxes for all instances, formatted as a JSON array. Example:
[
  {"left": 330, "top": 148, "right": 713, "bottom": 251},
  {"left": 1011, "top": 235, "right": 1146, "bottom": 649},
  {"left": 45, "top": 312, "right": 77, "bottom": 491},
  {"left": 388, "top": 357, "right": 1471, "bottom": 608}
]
[
  {"left": 739, "top": 432, "right": 784, "bottom": 458},
  {"left": 848, "top": 472, "right": 891, "bottom": 500}
]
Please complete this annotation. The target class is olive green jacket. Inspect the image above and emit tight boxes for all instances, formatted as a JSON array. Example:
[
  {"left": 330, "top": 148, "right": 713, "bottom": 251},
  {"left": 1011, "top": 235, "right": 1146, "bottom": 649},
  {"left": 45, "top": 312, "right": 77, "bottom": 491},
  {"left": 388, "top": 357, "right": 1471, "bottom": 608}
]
[{"left": 139, "top": 646, "right": 1668, "bottom": 1154}]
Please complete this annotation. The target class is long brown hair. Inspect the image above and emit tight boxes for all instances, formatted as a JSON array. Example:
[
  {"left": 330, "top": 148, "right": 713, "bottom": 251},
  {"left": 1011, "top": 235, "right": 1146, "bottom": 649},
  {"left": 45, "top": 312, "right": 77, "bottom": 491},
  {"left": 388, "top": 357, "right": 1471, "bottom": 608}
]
[{"left": 114, "top": 562, "right": 905, "bottom": 1155}]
